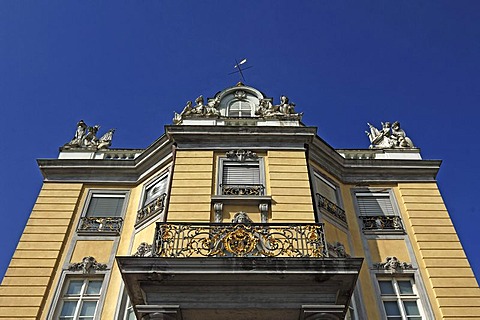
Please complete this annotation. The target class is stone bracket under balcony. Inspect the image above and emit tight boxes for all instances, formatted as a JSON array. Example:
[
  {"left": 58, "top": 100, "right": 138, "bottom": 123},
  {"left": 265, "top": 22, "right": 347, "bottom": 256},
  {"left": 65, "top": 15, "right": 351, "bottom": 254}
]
[
  {"left": 116, "top": 257, "right": 363, "bottom": 320},
  {"left": 211, "top": 195, "right": 272, "bottom": 223}
]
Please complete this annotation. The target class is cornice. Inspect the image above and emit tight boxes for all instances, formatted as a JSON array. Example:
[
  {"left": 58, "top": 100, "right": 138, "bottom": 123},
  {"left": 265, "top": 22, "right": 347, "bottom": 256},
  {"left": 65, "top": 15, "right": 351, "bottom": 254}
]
[
  {"left": 309, "top": 136, "right": 441, "bottom": 183},
  {"left": 38, "top": 135, "right": 174, "bottom": 184},
  {"left": 37, "top": 124, "right": 442, "bottom": 184},
  {"left": 165, "top": 125, "right": 317, "bottom": 149}
]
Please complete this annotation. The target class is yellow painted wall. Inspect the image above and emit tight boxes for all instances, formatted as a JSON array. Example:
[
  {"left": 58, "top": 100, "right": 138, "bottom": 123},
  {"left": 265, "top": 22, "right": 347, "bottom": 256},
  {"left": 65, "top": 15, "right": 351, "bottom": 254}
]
[
  {"left": 268, "top": 150, "right": 315, "bottom": 222},
  {"left": 168, "top": 151, "right": 213, "bottom": 222},
  {"left": 396, "top": 183, "right": 480, "bottom": 319},
  {"left": 0, "top": 183, "right": 83, "bottom": 320}
]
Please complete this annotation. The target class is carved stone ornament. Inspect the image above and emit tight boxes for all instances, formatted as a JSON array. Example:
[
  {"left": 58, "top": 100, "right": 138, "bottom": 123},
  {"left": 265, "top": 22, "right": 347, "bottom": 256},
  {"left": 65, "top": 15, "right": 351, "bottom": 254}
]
[
  {"left": 225, "top": 149, "right": 258, "bottom": 162},
  {"left": 172, "top": 89, "right": 303, "bottom": 125},
  {"left": 366, "top": 121, "right": 415, "bottom": 149},
  {"left": 234, "top": 90, "right": 247, "bottom": 99},
  {"left": 62, "top": 120, "right": 115, "bottom": 151},
  {"left": 232, "top": 211, "right": 253, "bottom": 224},
  {"left": 373, "top": 256, "right": 413, "bottom": 272},
  {"left": 68, "top": 256, "right": 108, "bottom": 274},
  {"left": 327, "top": 241, "right": 351, "bottom": 258},
  {"left": 256, "top": 95, "right": 303, "bottom": 120},
  {"left": 133, "top": 242, "right": 154, "bottom": 257}
]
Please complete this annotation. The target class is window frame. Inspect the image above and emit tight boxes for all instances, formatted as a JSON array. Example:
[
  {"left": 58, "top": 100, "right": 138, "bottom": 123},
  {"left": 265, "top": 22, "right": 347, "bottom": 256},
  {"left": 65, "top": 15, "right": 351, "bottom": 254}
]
[
  {"left": 77, "top": 190, "right": 129, "bottom": 235},
  {"left": 354, "top": 190, "right": 405, "bottom": 234},
  {"left": 227, "top": 99, "right": 254, "bottom": 117},
  {"left": 312, "top": 172, "right": 347, "bottom": 226},
  {"left": 377, "top": 276, "right": 424, "bottom": 320},
  {"left": 52, "top": 276, "right": 105, "bottom": 320},
  {"left": 136, "top": 170, "right": 170, "bottom": 228},
  {"left": 217, "top": 157, "right": 265, "bottom": 196}
]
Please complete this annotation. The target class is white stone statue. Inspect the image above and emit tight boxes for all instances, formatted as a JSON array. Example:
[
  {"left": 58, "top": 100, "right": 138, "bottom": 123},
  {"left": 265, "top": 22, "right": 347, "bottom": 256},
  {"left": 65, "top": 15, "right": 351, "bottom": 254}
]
[
  {"left": 63, "top": 121, "right": 115, "bottom": 150},
  {"left": 366, "top": 121, "right": 415, "bottom": 149}
]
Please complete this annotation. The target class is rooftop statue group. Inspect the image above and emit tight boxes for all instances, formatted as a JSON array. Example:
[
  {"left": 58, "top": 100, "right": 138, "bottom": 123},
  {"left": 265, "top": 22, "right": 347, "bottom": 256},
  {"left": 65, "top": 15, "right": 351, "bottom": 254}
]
[
  {"left": 173, "top": 92, "right": 302, "bottom": 124},
  {"left": 63, "top": 120, "right": 115, "bottom": 150},
  {"left": 366, "top": 121, "right": 414, "bottom": 149}
]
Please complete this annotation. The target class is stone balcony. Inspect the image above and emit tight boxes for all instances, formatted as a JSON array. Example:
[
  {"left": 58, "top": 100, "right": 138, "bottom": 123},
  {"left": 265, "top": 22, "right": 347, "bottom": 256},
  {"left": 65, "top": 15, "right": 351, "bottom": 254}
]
[{"left": 117, "top": 222, "right": 363, "bottom": 320}]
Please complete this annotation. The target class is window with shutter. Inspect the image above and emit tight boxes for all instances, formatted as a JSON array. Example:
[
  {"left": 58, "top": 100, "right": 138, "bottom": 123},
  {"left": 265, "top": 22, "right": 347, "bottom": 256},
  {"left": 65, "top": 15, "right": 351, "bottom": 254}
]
[
  {"left": 356, "top": 192, "right": 404, "bottom": 232},
  {"left": 86, "top": 195, "right": 125, "bottom": 217},
  {"left": 219, "top": 161, "right": 264, "bottom": 196},
  {"left": 356, "top": 193, "right": 395, "bottom": 216},
  {"left": 136, "top": 173, "right": 169, "bottom": 226},
  {"left": 78, "top": 192, "right": 127, "bottom": 233}
]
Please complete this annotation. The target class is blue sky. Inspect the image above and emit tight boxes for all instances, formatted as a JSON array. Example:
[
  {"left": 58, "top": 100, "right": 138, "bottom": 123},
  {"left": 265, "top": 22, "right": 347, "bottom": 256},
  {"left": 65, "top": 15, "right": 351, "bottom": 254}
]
[{"left": 1, "top": 1, "right": 479, "bottom": 281}]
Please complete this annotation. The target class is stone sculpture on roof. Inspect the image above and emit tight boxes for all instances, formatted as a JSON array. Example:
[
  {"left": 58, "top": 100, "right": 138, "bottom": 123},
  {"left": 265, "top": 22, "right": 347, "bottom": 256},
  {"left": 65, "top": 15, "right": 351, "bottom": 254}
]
[
  {"left": 366, "top": 121, "right": 415, "bottom": 149},
  {"left": 172, "top": 84, "right": 303, "bottom": 124},
  {"left": 63, "top": 120, "right": 115, "bottom": 150}
]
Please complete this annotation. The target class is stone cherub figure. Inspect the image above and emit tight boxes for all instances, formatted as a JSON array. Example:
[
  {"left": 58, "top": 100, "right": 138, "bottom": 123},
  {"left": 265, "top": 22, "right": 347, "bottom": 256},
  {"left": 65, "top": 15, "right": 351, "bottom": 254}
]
[
  {"left": 63, "top": 120, "right": 115, "bottom": 150},
  {"left": 173, "top": 94, "right": 221, "bottom": 124},
  {"left": 366, "top": 121, "right": 414, "bottom": 149}
]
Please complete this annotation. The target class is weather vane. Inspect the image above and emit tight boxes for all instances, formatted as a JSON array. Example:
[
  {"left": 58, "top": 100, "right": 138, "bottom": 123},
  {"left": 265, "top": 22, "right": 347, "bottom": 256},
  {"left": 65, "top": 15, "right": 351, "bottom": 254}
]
[{"left": 228, "top": 58, "right": 253, "bottom": 83}]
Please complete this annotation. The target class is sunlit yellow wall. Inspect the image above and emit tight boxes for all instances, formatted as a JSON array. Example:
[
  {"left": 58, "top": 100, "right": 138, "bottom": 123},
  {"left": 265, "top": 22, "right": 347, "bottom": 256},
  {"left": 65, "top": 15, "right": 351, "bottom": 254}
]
[
  {"left": 0, "top": 183, "right": 83, "bottom": 320},
  {"left": 396, "top": 183, "right": 480, "bottom": 319},
  {"left": 268, "top": 150, "right": 314, "bottom": 222},
  {"left": 168, "top": 150, "right": 213, "bottom": 222}
]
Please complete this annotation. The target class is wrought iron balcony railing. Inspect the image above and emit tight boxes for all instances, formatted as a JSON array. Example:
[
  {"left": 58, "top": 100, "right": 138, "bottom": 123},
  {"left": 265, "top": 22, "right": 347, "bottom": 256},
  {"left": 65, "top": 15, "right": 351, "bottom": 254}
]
[
  {"left": 316, "top": 193, "right": 347, "bottom": 224},
  {"left": 359, "top": 215, "right": 404, "bottom": 232},
  {"left": 78, "top": 216, "right": 123, "bottom": 233},
  {"left": 154, "top": 222, "right": 327, "bottom": 258},
  {"left": 220, "top": 184, "right": 265, "bottom": 196},
  {"left": 136, "top": 193, "right": 167, "bottom": 225}
]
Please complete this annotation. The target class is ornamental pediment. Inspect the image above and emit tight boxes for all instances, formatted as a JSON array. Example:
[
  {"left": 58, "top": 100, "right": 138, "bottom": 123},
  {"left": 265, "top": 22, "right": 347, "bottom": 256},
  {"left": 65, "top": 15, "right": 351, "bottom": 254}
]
[{"left": 173, "top": 83, "right": 303, "bottom": 125}]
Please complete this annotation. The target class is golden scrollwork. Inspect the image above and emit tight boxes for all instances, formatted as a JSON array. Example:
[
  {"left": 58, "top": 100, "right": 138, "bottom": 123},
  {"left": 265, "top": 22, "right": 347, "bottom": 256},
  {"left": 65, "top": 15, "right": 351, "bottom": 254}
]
[{"left": 223, "top": 228, "right": 258, "bottom": 255}]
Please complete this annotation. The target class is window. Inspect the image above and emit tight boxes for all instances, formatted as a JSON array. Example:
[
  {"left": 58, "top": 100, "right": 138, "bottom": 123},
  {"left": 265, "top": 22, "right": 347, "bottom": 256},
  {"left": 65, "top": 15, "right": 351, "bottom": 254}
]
[
  {"left": 379, "top": 278, "right": 422, "bottom": 320},
  {"left": 314, "top": 173, "right": 339, "bottom": 205},
  {"left": 220, "top": 161, "right": 264, "bottom": 196},
  {"left": 123, "top": 299, "right": 136, "bottom": 320},
  {"left": 228, "top": 100, "right": 252, "bottom": 117},
  {"left": 57, "top": 278, "right": 103, "bottom": 320},
  {"left": 314, "top": 173, "right": 346, "bottom": 223},
  {"left": 78, "top": 192, "right": 127, "bottom": 233},
  {"left": 356, "top": 192, "right": 403, "bottom": 232},
  {"left": 136, "top": 173, "right": 169, "bottom": 225}
]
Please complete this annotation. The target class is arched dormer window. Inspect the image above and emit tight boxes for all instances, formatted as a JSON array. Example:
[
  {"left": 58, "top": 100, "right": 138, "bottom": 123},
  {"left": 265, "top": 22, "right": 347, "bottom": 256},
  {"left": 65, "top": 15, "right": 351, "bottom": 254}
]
[{"left": 228, "top": 100, "right": 253, "bottom": 117}]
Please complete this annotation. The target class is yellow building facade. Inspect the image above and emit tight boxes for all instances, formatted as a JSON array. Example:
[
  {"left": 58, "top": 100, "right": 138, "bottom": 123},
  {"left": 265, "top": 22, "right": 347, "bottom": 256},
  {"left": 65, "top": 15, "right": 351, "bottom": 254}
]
[{"left": 1, "top": 83, "right": 479, "bottom": 319}]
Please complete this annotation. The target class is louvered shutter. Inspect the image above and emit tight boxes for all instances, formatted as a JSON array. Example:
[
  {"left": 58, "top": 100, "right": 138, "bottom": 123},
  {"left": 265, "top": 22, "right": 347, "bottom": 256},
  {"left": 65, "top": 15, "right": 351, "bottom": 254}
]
[
  {"left": 222, "top": 163, "right": 260, "bottom": 185},
  {"left": 86, "top": 195, "right": 125, "bottom": 217},
  {"left": 356, "top": 194, "right": 395, "bottom": 216},
  {"left": 145, "top": 176, "right": 168, "bottom": 205},
  {"left": 314, "top": 175, "right": 338, "bottom": 204}
]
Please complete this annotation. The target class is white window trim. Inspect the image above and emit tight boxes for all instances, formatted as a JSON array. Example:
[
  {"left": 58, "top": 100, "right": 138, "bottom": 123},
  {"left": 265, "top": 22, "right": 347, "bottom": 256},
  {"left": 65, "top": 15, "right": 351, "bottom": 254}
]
[
  {"left": 377, "top": 276, "right": 425, "bottom": 320},
  {"left": 50, "top": 275, "right": 107, "bottom": 320},
  {"left": 227, "top": 99, "right": 254, "bottom": 117},
  {"left": 135, "top": 170, "right": 171, "bottom": 229},
  {"left": 78, "top": 190, "right": 129, "bottom": 234},
  {"left": 217, "top": 157, "right": 265, "bottom": 195}
]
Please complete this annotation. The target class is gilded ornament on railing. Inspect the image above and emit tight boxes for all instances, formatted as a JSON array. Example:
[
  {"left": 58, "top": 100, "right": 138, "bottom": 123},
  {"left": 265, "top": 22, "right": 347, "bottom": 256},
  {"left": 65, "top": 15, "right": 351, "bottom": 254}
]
[
  {"left": 136, "top": 193, "right": 167, "bottom": 225},
  {"left": 316, "top": 193, "right": 347, "bottom": 224},
  {"left": 78, "top": 217, "right": 123, "bottom": 233},
  {"left": 68, "top": 256, "right": 107, "bottom": 274},
  {"left": 155, "top": 222, "right": 326, "bottom": 258},
  {"left": 360, "top": 216, "right": 404, "bottom": 231},
  {"left": 221, "top": 184, "right": 265, "bottom": 196}
]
